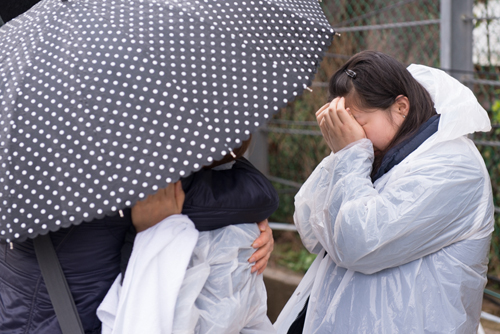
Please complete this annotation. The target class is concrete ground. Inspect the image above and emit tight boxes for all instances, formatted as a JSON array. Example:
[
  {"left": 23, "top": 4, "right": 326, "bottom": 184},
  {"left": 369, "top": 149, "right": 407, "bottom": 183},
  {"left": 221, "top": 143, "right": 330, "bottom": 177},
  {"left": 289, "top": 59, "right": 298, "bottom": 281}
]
[
  {"left": 483, "top": 325, "right": 500, "bottom": 334},
  {"left": 482, "top": 320, "right": 500, "bottom": 334},
  {"left": 482, "top": 298, "right": 500, "bottom": 333}
]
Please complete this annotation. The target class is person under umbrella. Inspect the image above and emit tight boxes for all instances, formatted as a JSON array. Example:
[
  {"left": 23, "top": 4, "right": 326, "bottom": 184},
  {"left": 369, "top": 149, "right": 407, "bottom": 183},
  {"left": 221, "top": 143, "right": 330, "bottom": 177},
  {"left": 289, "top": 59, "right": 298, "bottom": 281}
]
[
  {"left": 0, "top": 160, "right": 275, "bottom": 334},
  {"left": 0, "top": 2, "right": 276, "bottom": 323},
  {"left": 98, "top": 138, "right": 279, "bottom": 333},
  {"left": 0, "top": 4, "right": 274, "bottom": 324}
]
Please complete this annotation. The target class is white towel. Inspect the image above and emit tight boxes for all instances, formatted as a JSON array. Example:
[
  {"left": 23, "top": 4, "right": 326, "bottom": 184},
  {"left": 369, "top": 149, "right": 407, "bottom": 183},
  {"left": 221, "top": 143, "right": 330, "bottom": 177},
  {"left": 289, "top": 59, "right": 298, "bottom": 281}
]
[{"left": 97, "top": 214, "right": 199, "bottom": 334}]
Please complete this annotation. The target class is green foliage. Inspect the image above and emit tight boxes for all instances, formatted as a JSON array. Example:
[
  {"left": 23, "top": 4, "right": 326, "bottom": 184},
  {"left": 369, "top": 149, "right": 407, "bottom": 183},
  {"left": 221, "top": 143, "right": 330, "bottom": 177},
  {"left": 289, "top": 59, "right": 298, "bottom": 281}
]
[
  {"left": 487, "top": 214, "right": 500, "bottom": 277},
  {"left": 493, "top": 99, "right": 500, "bottom": 124},
  {"left": 482, "top": 96, "right": 500, "bottom": 275},
  {"left": 271, "top": 232, "right": 318, "bottom": 273},
  {"left": 278, "top": 249, "right": 317, "bottom": 273},
  {"left": 269, "top": 182, "right": 296, "bottom": 224}
]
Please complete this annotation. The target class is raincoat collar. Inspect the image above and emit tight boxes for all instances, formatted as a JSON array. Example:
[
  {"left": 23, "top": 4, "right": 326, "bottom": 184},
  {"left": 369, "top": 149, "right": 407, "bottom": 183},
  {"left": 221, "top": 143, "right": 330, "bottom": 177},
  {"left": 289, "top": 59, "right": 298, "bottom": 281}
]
[{"left": 371, "top": 114, "right": 440, "bottom": 183}]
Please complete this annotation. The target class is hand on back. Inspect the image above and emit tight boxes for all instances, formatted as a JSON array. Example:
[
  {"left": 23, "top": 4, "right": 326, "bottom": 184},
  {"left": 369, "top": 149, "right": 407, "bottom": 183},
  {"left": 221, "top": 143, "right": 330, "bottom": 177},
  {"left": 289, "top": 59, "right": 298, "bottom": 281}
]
[{"left": 249, "top": 219, "right": 274, "bottom": 274}]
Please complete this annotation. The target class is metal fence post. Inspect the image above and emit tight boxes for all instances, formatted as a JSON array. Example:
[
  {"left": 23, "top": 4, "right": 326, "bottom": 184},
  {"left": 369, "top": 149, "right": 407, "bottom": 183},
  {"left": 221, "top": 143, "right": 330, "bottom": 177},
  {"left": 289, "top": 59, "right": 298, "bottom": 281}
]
[
  {"left": 440, "top": 0, "right": 474, "bottom": 82},
  {"left": 247, "top": 127, "right": 269, "bottom": 176}
]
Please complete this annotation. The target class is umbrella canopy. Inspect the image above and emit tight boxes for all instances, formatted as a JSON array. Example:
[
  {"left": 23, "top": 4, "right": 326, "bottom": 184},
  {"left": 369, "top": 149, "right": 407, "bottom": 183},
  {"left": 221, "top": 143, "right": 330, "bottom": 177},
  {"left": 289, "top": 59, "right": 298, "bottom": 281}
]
[{"left": 0, "top": 0, "right": 335, "bottom": 242}]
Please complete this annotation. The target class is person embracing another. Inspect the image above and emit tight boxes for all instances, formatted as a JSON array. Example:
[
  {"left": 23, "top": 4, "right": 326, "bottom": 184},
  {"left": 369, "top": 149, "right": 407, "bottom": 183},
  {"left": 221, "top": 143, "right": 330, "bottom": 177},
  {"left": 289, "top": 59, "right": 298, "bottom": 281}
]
[
  {"left": 275, "top": 51, "right": 494, "bottom": 334},
  {"left": 98, "top": 138, "right": 278, "bottom": 334}
]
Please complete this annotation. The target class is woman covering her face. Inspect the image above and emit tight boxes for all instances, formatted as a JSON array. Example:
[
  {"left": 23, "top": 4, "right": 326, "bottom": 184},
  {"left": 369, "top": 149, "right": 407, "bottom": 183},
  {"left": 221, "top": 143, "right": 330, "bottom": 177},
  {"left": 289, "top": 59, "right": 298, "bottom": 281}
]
[{"left": 275, "top": 51, "right": 494, "bottom": 334}]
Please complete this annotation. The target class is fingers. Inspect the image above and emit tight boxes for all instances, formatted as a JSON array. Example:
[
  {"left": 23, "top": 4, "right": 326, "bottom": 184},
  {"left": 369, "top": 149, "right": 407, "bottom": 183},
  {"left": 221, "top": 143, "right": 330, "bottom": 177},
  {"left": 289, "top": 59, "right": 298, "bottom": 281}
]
[
  {"left": 336, "top": 106, "right": 354, "bottom": 125},
  {"left": 329, "top": 96, "right": 347, "bottom": 125},
  {"left": 252, "top": 220, "right": 271, "bottom": 248},
  {"left": 257, "top": 219, "right": 269, "bottom": 232},
  {"left": 323, "top": 105, "right": 337, "bottom": 130},
  {"left": 324, "top": 97, "right": 359, "bottom": 132},
  {"left": 251, "top": 251, "right": 271, "bottom": 274},
  {"left": 318, "top": 98, "right": 342, "bottom": 136},
  {"left": 249, "top": 239, "right": 273, "bottom": 273},
  {"left": 316, "top": 101, "right": 334, "bottom": 126},
  {"left": 318, "top": 114, "right": 336, "bottom": 152},
  {"left": 335, "top": 97, "right": 352, "bottom": 124},
  {"left": 249, "top": 221, "right": 274, "bottom": 274},
  {"left": 315, "top": 103, "right": 330, "bottom": 118},
  {"left": 317, "top": 97, "right": 354, "bottom": 134}
]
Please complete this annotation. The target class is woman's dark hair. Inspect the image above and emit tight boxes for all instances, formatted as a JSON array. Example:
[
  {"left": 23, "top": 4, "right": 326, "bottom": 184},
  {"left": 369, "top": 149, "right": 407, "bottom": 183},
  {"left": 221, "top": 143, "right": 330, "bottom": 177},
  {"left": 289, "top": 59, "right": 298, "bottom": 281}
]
[
  {"left": 204, "top": 135, "right": 252, "bottom": 169},
  {"left": 328, "top": 50, "right": 436, "bottom": 176}
]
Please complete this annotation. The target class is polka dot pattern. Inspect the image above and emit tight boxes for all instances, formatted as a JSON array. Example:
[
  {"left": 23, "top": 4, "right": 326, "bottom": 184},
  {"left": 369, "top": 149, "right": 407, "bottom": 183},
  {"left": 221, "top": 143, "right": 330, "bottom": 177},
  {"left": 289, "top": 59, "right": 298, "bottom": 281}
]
[{"left": 0, "top": 0, "right": 334, "bottom": 242}]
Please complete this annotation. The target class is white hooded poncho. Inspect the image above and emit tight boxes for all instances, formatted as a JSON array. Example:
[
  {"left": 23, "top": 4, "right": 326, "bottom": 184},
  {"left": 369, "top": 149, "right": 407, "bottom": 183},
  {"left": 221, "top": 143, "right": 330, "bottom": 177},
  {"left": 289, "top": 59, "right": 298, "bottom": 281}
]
[{"left": 274, "top": 65, "right": 494, "bottom": 334}]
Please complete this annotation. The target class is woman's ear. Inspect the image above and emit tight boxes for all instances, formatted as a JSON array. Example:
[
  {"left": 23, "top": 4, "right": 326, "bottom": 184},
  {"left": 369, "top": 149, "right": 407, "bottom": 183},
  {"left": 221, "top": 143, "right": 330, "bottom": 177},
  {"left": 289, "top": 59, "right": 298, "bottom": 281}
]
[{"left": 395, "top": 95, "right": 410, "bottom": 117}]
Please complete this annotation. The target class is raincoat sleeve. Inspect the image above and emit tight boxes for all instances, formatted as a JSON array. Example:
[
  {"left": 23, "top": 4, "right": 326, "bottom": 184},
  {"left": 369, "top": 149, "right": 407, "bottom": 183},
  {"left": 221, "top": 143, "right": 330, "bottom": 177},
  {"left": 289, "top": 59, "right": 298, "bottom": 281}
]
[{"left": 295, "top": 138, "right": 493, "bottom": 275}]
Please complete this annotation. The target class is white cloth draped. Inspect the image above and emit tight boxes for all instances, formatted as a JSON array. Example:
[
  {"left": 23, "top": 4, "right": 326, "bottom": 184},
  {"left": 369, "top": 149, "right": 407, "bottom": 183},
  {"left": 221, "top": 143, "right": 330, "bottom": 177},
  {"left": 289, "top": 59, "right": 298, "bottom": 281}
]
[{"left": 97, "top": 214, "right": 199, "bottom": 334}]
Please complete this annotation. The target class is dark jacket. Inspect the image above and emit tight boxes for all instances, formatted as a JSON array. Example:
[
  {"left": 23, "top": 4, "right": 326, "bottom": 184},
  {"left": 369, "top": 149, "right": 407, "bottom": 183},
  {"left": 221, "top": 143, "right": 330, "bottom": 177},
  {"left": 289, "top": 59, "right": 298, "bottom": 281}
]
[
  {"left": 0, "top": 158, "right": 278, "bottom": 334},
  {"left": 182, "top": 157, "right": 279, "bottom": 230}
]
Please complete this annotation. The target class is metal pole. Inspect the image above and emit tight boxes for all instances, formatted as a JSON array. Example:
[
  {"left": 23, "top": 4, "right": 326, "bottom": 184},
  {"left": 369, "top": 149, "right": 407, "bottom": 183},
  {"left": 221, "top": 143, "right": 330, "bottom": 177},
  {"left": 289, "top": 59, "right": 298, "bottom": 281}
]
[
  {"left": 247, "top": 127, "right": 269, "bottom": 176},
  {"left": 440, "top": 0, "right": 452, "bottom": 72},
  {"left": 440, "top": 0, "right": 474, "bottom": 82}
]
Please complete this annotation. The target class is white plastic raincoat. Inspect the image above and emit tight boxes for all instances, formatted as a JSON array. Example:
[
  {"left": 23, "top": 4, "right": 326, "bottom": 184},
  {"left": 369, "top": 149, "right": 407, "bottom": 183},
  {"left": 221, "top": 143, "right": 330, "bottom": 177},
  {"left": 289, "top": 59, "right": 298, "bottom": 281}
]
[
  {"left": 274, "top": 65, "right": 494, "bottom": 334},
  {"left": 98, "top": 219, "right": 274, "bottom": 334},
  {"left": 173, "top": 224, "right": 275, "bottom": 334}
]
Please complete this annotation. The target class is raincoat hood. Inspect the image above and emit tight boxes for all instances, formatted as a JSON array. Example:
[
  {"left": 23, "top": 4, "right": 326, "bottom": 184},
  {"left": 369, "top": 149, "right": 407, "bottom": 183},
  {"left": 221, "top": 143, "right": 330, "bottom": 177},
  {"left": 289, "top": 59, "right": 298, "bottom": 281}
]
[{"left": 407, "top": 64, "right": 491, "bottom": 140}]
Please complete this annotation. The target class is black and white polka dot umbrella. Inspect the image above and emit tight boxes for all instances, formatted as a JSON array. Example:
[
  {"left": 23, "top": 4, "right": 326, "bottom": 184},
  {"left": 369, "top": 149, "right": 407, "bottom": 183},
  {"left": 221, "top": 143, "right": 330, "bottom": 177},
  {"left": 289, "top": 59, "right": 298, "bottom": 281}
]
[{"left": 0, "top": 0, "right": 335, "bottom": 242}]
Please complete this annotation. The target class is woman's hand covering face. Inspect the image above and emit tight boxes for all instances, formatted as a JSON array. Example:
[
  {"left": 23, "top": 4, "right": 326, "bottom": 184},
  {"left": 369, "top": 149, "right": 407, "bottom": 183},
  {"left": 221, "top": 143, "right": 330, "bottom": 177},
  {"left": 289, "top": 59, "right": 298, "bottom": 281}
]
[
  {"left": 249, "top": 219, "right": 274, "bottom": 274},
  {"left": 316, "top": 97, "right": 366, "bottom": 153},
  {"left": 131, "top": 181, "right": 185, "bottom": 232}
]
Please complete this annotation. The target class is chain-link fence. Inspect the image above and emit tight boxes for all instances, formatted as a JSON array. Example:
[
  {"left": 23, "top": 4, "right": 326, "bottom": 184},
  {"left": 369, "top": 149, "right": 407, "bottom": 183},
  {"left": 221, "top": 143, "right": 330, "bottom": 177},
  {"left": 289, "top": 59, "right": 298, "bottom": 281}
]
[
  {"left": 473, "top": 0, "right": 500, "bottom": 273},
  {"left": 259, "top": 0, "right": 500, "bottom": 273}
]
